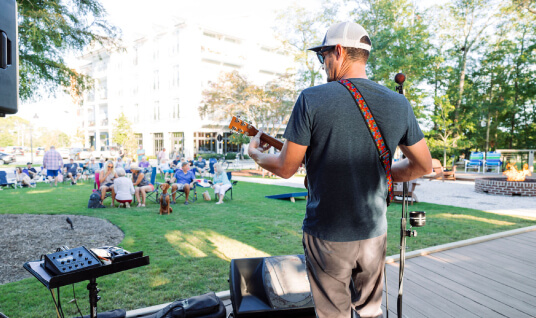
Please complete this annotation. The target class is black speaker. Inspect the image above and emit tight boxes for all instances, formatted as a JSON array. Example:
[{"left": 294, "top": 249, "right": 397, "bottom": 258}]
[
  {"left": 0, "top": 0, "right": 18, "bottom": 116},
  {"left": 229, "top": 255, "right": 315, "bottom": 318}
]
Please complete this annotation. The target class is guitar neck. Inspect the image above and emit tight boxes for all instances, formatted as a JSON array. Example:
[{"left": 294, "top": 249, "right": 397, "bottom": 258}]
[{"left": 260, "top": 133, "right": 283, "bottom": 151}]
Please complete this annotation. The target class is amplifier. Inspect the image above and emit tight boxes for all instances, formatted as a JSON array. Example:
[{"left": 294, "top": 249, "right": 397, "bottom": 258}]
[{"left": 43, "top": 246, "right": 101, "bottom": 275}]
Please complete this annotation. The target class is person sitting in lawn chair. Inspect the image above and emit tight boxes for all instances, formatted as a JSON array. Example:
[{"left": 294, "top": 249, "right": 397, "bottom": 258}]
[
  {"left": 113, "top": 167, "right": 135, "bottom": 208},
  {"left": 15, "top": 167, "right": 33, "bottom": 187},
  {"left": 159, "top": 158, "right": 174, "bottom": 179},
  {"left": 25, "top": 162, "right": 39, "bottom": 181},
  {"left": 212, "top": 163, "right": 232, "bottom": 204},
  {"left": 171, "top": 161, "right": 196, "bottom": 205},
  {"left": 130, "top": 163, "right": 154, "bottom": 207},
  {"left": 64, "top": 158, "right": 82, "bottom": 185},
  {"left": 100, "top": 160, "right": 118, "bottom": 207}
]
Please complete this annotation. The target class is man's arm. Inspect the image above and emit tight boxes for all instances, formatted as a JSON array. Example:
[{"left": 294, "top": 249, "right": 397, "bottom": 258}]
[
  {"left": 391, "top": 138, "right": 433, "bottom": 182},
  {"left": 248, "top": 131, "right": 307, "bottom": 179}
]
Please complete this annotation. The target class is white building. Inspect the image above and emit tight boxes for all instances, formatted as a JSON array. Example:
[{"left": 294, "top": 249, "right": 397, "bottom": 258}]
[{"left": 76, "top": 21, "right": 294, "bottom": 159}]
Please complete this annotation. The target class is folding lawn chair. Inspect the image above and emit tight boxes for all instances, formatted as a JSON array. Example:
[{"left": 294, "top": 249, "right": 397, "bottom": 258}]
[
  {"left": 465, "top": 152, "right": 484, "bottom": 173},
  {"left": 94, "top": 171, "right": 112, "bottom": 202},
  {"left": 0, "top": 171, "right": 16, "bottom": 189},
  {"left": 484, "top": 152, "right": 502, "bottom": 173},
  {"left": 213, "top": 172, "right": 238, "bottom": 201},
  {"left": 145, "top": 167, "right": 161, "bottom": 204}
]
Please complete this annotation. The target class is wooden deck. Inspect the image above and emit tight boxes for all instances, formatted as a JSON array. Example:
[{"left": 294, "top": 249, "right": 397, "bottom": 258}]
[
  {"left": 130, "top": 230, "right": 536, "bottom": 317},
  {"left": 383, "top": 230, "right": 536, "bottom": 317}
]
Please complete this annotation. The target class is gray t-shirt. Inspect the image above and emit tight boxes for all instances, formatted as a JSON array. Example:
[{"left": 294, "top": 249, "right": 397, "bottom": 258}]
[{"left": 283, "top": 78, "right": 424, "bottom": 242}]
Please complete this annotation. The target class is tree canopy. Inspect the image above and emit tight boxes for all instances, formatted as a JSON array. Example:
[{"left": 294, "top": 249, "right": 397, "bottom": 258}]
[
  {"left": 17, "top": 0, "right": 120, "bottom": 101},
  {"left": 273, "top": 0, "right": 536, "bottom": 162}
]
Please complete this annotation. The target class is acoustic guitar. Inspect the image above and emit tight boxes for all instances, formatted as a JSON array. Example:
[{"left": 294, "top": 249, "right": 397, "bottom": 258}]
[
  {"left": 228, "top": 116, "right": 284, "bottom": 151},
  {"left": 228, "top": 116, "right": 308, "bottom": 187}
]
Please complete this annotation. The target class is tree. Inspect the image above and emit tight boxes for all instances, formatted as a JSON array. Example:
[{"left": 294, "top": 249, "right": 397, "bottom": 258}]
[
  {"left": 17, "top": 0, "right": 120, "bottom": 101},
  {"left": 433, "top": 0, "right": 503, "bottom": 125},
  {"left": 112, "top": 113, "right": 137, "bottom": 159},
  {"left": 275, "top": 4, "right": 338, "bottom": 89},
  {"left": 430, "top": 95, "right": 461, "bottom": 166},
  {"left": 0, "top": 116, "right": 30, "bottom": 147},
  {"left": 199, "top": 71, "right": 297, "bottom": 138}
]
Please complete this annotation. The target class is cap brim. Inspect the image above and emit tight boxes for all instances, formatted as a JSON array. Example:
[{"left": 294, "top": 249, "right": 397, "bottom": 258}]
[{"left": 307, "top": 44, "right": 324, "bottom": 52}]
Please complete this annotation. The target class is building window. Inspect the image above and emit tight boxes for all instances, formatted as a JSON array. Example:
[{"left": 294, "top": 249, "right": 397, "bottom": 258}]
[
  {"left": 171, "top": 132, "right": 184, "bottom": 157},
  {"left": 88, "top": 105, "right": 95, "bottom": 127},
  {"left": 135, "top": 133, "right": 143, "bottom": 147},
  {"left": 132, "top": 104, "right": 139, "bottom": 123},
  {"left": 98, "top": 79, "right": 107, "bottom": 100},
  {"left": 99, "top": 104, "right": 108, "bottom": 126},
  {"left": 194, "top": 132, "right": 217, "bottom": 154},
  {"left": 154, "top": 133, "right": 164, "bottom": 154},
  {"left": 153, "top": 71, "right": 159, "bottom": 91},
  {"left": 153, "top": 102, "right": 160, "bottom": 121},
  {"left": 173, "top": 65, "right": 179, "bottom": 87},
  {"left": 172, "top": 99, "right": 180, "bottom": 119}
]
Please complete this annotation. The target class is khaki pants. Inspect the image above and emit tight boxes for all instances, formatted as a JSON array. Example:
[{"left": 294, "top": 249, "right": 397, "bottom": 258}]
[{"left": 303, "top": 232, "right": 386, "bottom": 318}]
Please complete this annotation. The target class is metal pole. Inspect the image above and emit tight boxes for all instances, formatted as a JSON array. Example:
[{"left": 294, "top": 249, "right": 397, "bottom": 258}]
[{"left": 30, "top": 126, "right": 34, "bottom": 164}]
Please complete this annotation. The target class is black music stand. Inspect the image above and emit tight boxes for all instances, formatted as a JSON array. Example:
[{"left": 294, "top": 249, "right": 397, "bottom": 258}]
[{"left": 24, "top": 252, "right": 149, "bottom": 318}]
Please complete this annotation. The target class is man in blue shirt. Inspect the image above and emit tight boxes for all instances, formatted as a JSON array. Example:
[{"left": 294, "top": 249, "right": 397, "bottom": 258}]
[
  {"left": 64, "top": 158, "right": 81, "bottom": 185},
  {"left": 248, "top": 22, "right": 432, "bottom": 318},
  {"left": 171, "top": 161, "right": 195, "bottom": 205}
]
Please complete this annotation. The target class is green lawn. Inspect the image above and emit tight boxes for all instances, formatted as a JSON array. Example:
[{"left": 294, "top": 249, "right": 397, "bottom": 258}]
[{"left": 0, "top": 179, "right": 534, "bottom": 317}]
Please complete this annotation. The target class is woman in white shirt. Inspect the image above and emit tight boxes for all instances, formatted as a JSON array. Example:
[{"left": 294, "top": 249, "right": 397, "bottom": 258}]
[{"left": 113, "top": 168, "right": 135, "bottom": 208}]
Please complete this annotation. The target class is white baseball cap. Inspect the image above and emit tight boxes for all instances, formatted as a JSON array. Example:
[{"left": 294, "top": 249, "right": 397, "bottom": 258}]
[{"left": 308, "top": 21, "right": 371, "bottom": 52}]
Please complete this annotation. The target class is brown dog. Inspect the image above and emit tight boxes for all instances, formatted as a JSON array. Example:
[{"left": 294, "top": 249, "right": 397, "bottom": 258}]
[{"left": 159, "top": 182, "right": 173, "bottom": 215}]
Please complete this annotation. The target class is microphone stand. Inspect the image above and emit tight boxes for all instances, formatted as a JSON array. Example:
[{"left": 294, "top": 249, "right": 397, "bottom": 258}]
[{"left": 395, "top": 73, "right": 408, "bottom": 318}]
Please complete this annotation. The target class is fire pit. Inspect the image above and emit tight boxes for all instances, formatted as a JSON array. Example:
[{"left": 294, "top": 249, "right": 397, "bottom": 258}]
[
  {"left": 475, "top": 162, "right": 535, "bottom": 196},
  {"left": 475, "top": 178, "right": 536, "bottom": 197}
]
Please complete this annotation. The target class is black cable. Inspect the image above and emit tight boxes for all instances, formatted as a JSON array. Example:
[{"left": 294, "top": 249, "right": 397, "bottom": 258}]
[
  {"left": 57, "top": 287, "right": 65, "bottom": 318},
  {"left": 72, "top": 284, "right": 85, "bottom": 318},
  {"left": 49, "top": 289, "right": 62, "bottom": 318}
]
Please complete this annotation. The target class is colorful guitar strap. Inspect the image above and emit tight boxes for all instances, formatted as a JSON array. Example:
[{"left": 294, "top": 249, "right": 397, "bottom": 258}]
[{"left": 338, "top": 79, "right": 393, "bottom": 206}]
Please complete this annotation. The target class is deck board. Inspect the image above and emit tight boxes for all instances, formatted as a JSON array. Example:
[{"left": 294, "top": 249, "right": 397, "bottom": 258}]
[{"left": 381, "top": 230, "right": 536, "bottom": 317}]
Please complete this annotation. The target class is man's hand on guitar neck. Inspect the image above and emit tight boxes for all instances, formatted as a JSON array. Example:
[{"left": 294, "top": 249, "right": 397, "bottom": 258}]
[
  {"left": 248, "top": 130, "right": 272, "bottom": 154},
  {"left": 248, "top": 131, "right": 307, "bottom": 179}
]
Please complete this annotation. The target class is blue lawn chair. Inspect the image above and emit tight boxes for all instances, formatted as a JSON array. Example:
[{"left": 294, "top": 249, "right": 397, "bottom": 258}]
[
  {"left": 0, "top": 171, "right": 16, "bottom": 189},
  {"left": 484, "top": 152, "right": 502, "bottom": 173},
  {"left": 465, "top": 152, "right": 484, "bottom": 173},
  {"left": 145, "top": 167, "right": 161, "bottom": 204}
]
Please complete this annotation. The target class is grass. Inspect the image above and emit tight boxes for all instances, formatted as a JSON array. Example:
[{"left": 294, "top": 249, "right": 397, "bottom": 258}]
[{"left": 0, "top": 178, "right": 534, "bottom": 317}]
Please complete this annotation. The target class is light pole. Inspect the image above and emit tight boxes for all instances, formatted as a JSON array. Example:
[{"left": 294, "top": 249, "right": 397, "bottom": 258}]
[{"left": 30, "top": 113, "right": 38, "bottom": 163}]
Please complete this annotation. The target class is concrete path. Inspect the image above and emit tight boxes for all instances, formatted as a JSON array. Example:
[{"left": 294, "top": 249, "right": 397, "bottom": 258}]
[{"left": 233, "top": 175, "right": 536, "bottom": 219}]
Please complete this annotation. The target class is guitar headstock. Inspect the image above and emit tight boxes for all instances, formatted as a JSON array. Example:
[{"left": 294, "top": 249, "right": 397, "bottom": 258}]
[{"left": 229, "top": 116, "right": 258, "bottom": 136}]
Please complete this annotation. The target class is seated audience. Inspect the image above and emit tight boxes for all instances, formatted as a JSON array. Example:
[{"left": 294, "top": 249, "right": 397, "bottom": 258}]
[
  {"left": 99, "top": 160, "right": 118, "bottom": 207},
  {"left": 212, "top": 163, "right": 232, "bottom": 204},
  {"left": 139, "top": 156, "right": 150, "bottom": 173},
  {"left": 64, "top": 158, "right": 81, "bottom": 185},
  {"left": 130, "top": 163, "right": 154, "bottom": 207},
  {"left": 113, "top": 168, "right": 135, "bottom": 208},
  {"left": 25, "top": 162, "right": 39, "bottom": 180},
  {"left": 171, "top": 162, "right": 195, "bottom": 205},
  {"left": 159, "top": 158, "right": 174, "bottom": 179},
  {"left": 16, "top": 167, "right": 32, "bottom": 187},
  {"left": 171, "top": 155, "right": 181, "bottom": 169},
  {"left": 88, "top": 158, "right": 101, "bottom": 174},
  {"left": 116, "top": 157, "right": 125, "bottom": 170}
]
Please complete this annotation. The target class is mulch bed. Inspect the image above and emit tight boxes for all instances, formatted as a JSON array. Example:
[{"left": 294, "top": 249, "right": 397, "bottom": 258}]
[{"left": 0, "top": 214, "right": 124, "bottom": 285}]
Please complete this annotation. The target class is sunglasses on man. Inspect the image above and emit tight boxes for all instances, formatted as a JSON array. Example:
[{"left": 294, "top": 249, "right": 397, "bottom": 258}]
[{"left": 316, "top": 46, "right": 335, "bottom": 64}]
